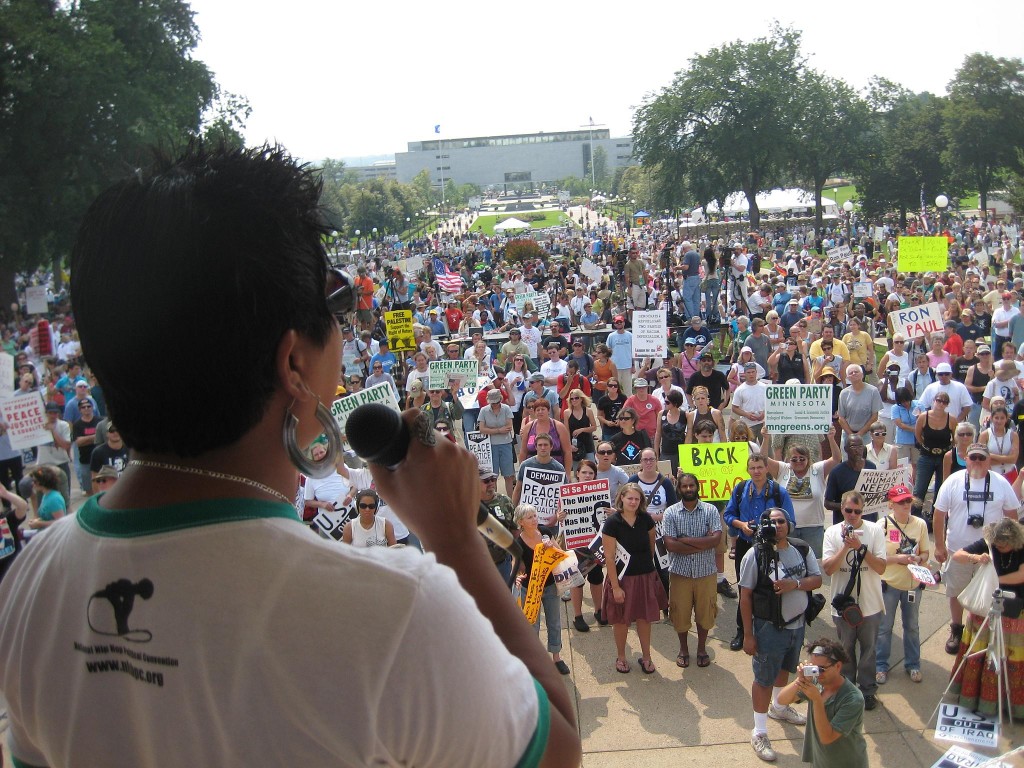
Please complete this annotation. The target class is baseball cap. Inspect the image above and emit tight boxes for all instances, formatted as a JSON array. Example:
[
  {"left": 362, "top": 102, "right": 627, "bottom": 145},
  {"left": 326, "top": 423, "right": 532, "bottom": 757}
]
[
  {"left": 528, "top": 372, "right": 545, "bottom": 383},
  {"left": 743, "top": 362, "right": 757, "bottom": 370},
  {"left": 486, "top": 389, "right": 503, "bottom": 403},
  {"left": 699, "top": 351, "right": 715, "bottom": 361},
  {"left": 978, "top": 345, "right": 992, "bottom": 354},
  {"left": 887, "top": 485, "right": 913, "bottom": 503},
  {"left": 936, "top": 362, "right": 953, "bottom": 374},
  {"left": 967, "top": 443, "right": 990, "bottom": 459},
  {"left": 44, "top": 402, "right": 61, "bottom": 413},
  {"left": 633, "top": 377, "right": 649, "bottom": 388},
  {"left": 478, "top": 467, "right": 498, "bottom": 480},
  {"left": 684, "top": 339, "right": 696, "bottom": 346},
  {"left": 613, "top": 315, "right": 625, "bottom": 324}
]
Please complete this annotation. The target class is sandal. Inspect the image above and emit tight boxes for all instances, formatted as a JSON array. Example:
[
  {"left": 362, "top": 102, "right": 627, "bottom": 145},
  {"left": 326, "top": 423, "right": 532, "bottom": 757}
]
[
  {"left": 615, "top": 658, "right": 631, "bottom": 674},
  {"left": 696, "top": 652, "right": 711, "bottom": 668},
  {"left": 676, "top": 653, "right": 690, "bottom": 668},
  {"left": 728, "top": 544, "right": 736, "bottom": 560},
  {"left": 638, "top": 656, "right": 656, "bottom": 674}
]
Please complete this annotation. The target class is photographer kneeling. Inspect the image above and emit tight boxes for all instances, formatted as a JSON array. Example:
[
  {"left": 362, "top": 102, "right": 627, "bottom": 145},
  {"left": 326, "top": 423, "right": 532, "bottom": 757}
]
[
  {"left": 777, "top": 638, "right": 869, "bottom": 768},
  {"left": 739, "top": 508, "right": 823, "bottom": 762}
]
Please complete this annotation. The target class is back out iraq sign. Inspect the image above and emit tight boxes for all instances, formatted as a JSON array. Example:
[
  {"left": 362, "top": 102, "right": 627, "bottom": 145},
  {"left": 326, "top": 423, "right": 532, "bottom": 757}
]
[{"left": 677, "top": 442, "right": 749, "bottom": 502}]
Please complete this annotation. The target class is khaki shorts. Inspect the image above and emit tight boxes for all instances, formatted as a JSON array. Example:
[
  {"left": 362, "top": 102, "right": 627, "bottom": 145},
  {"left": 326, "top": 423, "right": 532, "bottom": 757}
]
[
  {"left": 717, "top": 507, "right": 729, "bottom": 553},
  {"left": 944, "top": 558, "right": 978, "bottom": 599},
  {"left": 668, "top": 573, "right": 718, "bottom": 633}
]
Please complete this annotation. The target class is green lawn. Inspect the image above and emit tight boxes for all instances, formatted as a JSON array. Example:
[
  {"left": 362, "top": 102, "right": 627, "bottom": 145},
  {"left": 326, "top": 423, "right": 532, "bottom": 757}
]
[
  {"left": 470, "top": 211, "right": 573, "bottom": 237},
  {"left": 830, "top": 184, "right": 980, "bottom": 212}
]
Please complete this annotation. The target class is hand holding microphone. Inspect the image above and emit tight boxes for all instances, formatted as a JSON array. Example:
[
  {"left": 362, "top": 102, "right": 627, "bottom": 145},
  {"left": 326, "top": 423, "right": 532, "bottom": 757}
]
[{"left": 345, "top": 404, "right": 521, "bottom": 558}]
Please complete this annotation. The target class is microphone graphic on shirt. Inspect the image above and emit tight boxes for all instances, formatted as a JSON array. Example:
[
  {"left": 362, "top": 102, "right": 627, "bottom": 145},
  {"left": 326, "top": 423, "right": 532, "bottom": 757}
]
[{"left": 89, "top": 578, "right": 154, "bottom": 641}]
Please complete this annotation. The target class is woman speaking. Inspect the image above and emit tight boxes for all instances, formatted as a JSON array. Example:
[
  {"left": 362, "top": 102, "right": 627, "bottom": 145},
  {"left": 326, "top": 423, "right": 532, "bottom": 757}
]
[{"left": 0, "top": 144, "right": 580, "bottom": 768}]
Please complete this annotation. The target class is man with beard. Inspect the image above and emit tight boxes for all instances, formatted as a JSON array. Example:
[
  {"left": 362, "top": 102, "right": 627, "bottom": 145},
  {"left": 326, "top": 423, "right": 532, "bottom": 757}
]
[
  {"left": 686, "top": 352, "right": 729, "bottom": 409},
  {"left": 662, "top": 473, "right": 722, "bottom": 670}
]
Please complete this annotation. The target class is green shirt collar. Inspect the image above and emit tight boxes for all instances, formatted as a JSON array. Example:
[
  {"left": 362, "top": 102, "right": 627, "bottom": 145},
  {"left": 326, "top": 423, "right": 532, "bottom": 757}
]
[{"left": 76, "top": 495, "right": 299, "bottom": 538}]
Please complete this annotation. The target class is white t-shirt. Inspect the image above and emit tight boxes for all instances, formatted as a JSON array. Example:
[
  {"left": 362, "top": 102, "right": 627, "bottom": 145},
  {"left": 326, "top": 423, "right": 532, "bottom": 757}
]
[
  {"left": 934, "top": 469, "right": 1018, "bottom": 552},
  {"left": 0, "top": 498, "right": 546, "bottom": 768},
  {"left": 519, "top": 326, "right": 542, "bottom": 358},
  {"left": 823, "top": 519, "right": 886, "bottom": 618},
  {"left": 539, "top": 358, "right": 567, "bottom": 382},
  {"left": 920, "top": 380, "right": 974, "bottom": 414},
  {"left": 776, "top": 462, "right": 827, "bottom": 529},
  {"left": 732, "top": 381, "right": 768, "bottom": 426}
]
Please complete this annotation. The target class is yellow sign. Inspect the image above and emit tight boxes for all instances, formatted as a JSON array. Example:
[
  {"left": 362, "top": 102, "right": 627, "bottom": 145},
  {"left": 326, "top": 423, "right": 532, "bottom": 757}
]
[
  {"left": 522, "top": 544, "right": 567, "bottom": 624},
  {"left": 897, "top": 236, "right": 948, "bottom": 273},
  {"left": 678, "top": 442, "right": 750, "bottom": 502},
  {"left": 384, "top": 309, "right": 416, "bottom": 352}
]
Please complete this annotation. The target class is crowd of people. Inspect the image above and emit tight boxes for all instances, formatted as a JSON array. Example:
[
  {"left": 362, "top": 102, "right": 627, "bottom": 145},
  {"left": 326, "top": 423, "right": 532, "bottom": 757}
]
[{"left": 2, "top": 144, "right": 1023, "bottom": 766}]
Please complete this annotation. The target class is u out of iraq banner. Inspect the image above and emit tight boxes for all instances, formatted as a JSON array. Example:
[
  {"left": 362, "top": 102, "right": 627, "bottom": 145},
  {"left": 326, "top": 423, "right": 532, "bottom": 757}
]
[
  {"left": 898, "top": 236, "right": 948, "bottom": 273},
  {"left": 933, "top": 704, "right": 1000, "bottom": 751},
  {"left": 465, "top": 431, "right": 493, "bottom": 470},
  {"left": 677, "top": 442, "right": 749, "bottom": 501},
  {"left": 330, "top": 382, "right": 401, "bottom": 436},
  {"left": 520, "top": 465, "right": 566, "bottom": 525},
  {"left": 631, "top": 310, "right": 667, "bottom": 357},
  {"left": 765, "top": 384, "right": 833, "bottom": 434},
  {"left": 383, "top": 309, "right": 416, "bottom": 352},
  {"left": 889, "top": 301, "right": 943, "bottom": 341},
  {"left": 522, "top": 543, "right": 568, "bottom": 624},
  {"left": 427, "top": 359, "right": 478, "bottom": 391},
  {"left": 929, "top": 745, "right": 1011, "bottom": 768},
  {"left": 853, "top": 466, "right": 912, "bottom": 518},
  {"left": 310, "top": 507, "right": 356, "bottom": 542},
  {"left": 559, "top": 479, "right": 612, "bottom": 549},
  {"left": 0, "top": 391, "right": 50, "bottom": 450}
]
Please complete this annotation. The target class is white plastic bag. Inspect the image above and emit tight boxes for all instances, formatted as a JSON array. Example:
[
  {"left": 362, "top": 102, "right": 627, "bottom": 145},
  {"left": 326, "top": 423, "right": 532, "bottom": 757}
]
[{"left": 957, "top": 545, "right": 999, "bottom": 616}]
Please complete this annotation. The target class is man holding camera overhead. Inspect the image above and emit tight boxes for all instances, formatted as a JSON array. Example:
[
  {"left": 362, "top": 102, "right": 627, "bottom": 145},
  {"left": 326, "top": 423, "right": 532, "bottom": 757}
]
[
  {"left": 932, "top": 442, "right": 1019, "bottom": 655},
  {"left": 821, "top": 490, "right": 887, "bottom": 711},
  {"left": 738, "top": 507, "right": 822, "bottom": 762}
]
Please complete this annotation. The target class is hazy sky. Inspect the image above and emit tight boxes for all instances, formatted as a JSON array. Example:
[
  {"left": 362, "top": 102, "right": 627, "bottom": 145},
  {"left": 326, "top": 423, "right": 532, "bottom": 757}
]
[{"left": 189, "top": 0, "right": 1023, "bottom": 164}]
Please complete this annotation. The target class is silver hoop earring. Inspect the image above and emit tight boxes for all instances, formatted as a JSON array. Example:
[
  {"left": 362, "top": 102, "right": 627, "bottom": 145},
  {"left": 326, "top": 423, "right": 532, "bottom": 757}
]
[{"left": 283, "top": 399, "right": 343, "bottom": 479}]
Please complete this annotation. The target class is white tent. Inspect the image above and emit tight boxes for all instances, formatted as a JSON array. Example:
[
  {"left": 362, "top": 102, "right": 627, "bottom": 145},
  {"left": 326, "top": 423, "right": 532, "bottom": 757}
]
[
  {"left": 696, "top": 188, "right": 834, "bottom": 216},
  {"left": 494, "top": 217, "right": 531, "bottom": 232}
]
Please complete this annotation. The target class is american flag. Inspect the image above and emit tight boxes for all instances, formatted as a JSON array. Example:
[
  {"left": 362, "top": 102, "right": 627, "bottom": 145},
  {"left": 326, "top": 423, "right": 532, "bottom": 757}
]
[
  {"left": 919, "top": 185, "right": 931, "bottom": 234},
  {"left": 433, "top": 257, "right": 463, "bottom": 294}
]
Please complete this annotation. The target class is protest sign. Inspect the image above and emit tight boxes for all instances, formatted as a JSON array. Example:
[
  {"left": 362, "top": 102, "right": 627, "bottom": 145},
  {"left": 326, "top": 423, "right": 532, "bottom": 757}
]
[
  {"left": 907, "top": 564, "right": 937, "bottom": 586},
  {"left": 890, "top": 301, "right": 943, "bottom": 341},
  {"left": 854, "top": 467, "right": 912, "bottom": 517},
  {"left": 678, "top": 442, "right": 749, "bottom": 501},
  {"left": 310, "top": 508, "right": 355, "bottom": 543},
  {"left": 25, "top": 285, "right": 48, "bottom": 315},
  {"left": 0, "top": 353, "right": 13, "bottom": 400},
  {"left": 465, "top": 431, "right": 493, "bottom": 471},
  {"left": 457, "top": 375, "right": 491, "bottom": 409},
  {"left": 929, "top": 745, "right": 1012, "bottom": 768},
  {"left": 898, "top": 236, "right": 948, "bottom": 273},
  {"left": 559, "top": 479, "right": 612, "bottom": 549},
  {"left": 611, "top": 542, "right": 630, "bottom": 581},
  {"left": 383, "top": 309, "right": 416, "bottom": 352},
  {"left": 0, "top": 391, "right": 50, "bottom": 450},
  {"left": 428, "top": 359, "right": 478, "bottom": 391},
  {"left": 1006, "top": 225, "right": 1019, "bottom": 244},
  {"left": 330, "top": 383, "right": 401, "bottom": 436},
  {"left": 515, "top": 290, "right": 551, "bottom": 319},
  {"left": 405, "top": 255, "right": 424, "bottom": 275},
  {"left": 520, "top": 465, "right": 566, "bottom": 525},
  {"left": 765, "top": 384, "right": 833, "bottom": 434},
  {"left": 551, "top": 551, "right": 585, "bottom": 595},
  {"left": 874, "top": 226, "right": 886, "bottom": 242},
  {"left": 826, "top": 244, "right": 852, "bottom": 262},
  {"left": 934, "top": 704, "right": 999, "bottom": 749},
  {"left": 522, "top": 543, "right": 568, "bottom": 623},
  {"left": 580, "top": 257, "right": 604, "bottom": 284},
  {"left": 632, "top": 310, "right": 667, "bottom": 357},
  {"left": 853, "top": 282, "right": 873, "bottom": 298}
]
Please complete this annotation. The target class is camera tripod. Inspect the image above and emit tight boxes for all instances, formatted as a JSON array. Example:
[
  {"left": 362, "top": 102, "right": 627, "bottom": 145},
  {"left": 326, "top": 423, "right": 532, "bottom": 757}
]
[{"left": 929, "top": 588, "right": 1015, "bottom": 729}]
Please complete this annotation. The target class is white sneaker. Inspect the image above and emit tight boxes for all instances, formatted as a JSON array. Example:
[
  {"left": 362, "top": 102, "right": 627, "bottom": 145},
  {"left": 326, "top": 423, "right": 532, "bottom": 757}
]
[
  {"left": 751, "top": 730, "right": 777, "bottom": 762},
  {"left": 769, "top": 703, "right": 807, "bottom": 725}
]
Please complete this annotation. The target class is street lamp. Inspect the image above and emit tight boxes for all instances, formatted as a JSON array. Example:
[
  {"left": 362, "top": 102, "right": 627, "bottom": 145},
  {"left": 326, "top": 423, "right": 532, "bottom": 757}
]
[
  {"left": 935, "top": 194, "right": 949, "bottom": 233},
  {"left": 842, "top": 200, "right": 854, "bottom": 241},
  {"left": 354, "top": 229, "right": 360, "bottom": 252}
]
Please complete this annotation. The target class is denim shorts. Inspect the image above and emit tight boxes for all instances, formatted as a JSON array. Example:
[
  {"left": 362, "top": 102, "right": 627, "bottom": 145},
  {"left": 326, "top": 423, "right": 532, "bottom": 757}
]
[
  {"left": 491, "top": 442, "right": 515, "bottom": 478},
  {"left": 751, "top": 617, "right": 804, "bottom": 688}
]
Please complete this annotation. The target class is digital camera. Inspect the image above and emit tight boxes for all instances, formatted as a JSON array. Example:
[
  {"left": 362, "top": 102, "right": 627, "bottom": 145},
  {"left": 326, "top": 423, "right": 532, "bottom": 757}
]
[
  {"left": 968, "top": 514, "right": 985, "bottom": 528},
  {"left": 841, "top": 523, "right": 856, "bottom": 539},
  {"left": 802, "top": 665, "right": 820, "bottom": 683},
  {"left": 896, "top": 537, "right": 917, "bottom": 556}
]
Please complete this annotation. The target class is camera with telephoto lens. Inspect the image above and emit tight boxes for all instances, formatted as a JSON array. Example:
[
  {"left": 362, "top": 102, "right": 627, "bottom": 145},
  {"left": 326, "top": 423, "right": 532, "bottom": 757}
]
[
  {"left": 754, "top": 512, "right": 781, "bottom": 545},
  {"left": 968, "top": 514, "right": 984, "bottom": 528}
]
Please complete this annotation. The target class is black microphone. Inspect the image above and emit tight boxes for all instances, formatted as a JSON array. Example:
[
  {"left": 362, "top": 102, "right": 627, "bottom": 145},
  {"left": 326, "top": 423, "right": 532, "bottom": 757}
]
[{"left": 346, "top": 404, "right": 521, "bottom": 557}]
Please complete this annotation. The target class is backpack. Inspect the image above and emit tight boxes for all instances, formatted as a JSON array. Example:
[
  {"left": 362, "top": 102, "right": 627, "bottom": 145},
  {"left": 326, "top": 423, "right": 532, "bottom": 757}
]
[
  {"left": 733, "top": 479, "right": 783, "bottom": 510},
  {"left": 751, "top": 536, "right": 824, "bottom": 628}
]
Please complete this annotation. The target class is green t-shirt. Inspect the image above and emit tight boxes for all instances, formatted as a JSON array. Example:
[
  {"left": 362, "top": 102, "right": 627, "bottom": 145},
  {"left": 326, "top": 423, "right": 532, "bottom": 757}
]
[{"left": 801, "top": 677, "right": 868, "bottom": 767}]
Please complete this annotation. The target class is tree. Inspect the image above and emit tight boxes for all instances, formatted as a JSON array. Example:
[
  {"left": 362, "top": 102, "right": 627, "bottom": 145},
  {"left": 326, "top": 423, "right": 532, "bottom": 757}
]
[
  {"left": 944, "top": 54, "right": 1024, "bottom": 214},
  {"left": 856, "top": 84, "right": 951, "bottom": 228},
  {"left": 994, "top": 150, "right": 1024, "bottom": 215},
  {"left": 791, "top": 71, "right": 869, "bottom": 233},
  {"left": 0, "top": 0, "right": 231, "bottom": 302},
  {"left": 632, "top": 24, "right": 805, "bottom": 228}
]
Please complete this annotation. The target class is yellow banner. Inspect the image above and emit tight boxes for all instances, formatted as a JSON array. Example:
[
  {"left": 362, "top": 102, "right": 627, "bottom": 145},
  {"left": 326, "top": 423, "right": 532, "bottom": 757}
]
[
  {"left": 522, "top": 543, "right": 568, "bottom": 624},
  {"left": 384, "top": 309, "right": 416, "bottom": 352},
  {"left": 678, "top": 442, "right": 750, "bottom": 501},
  {"left": 897, "top": 236, "right": 947, "bottom": 273}
]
